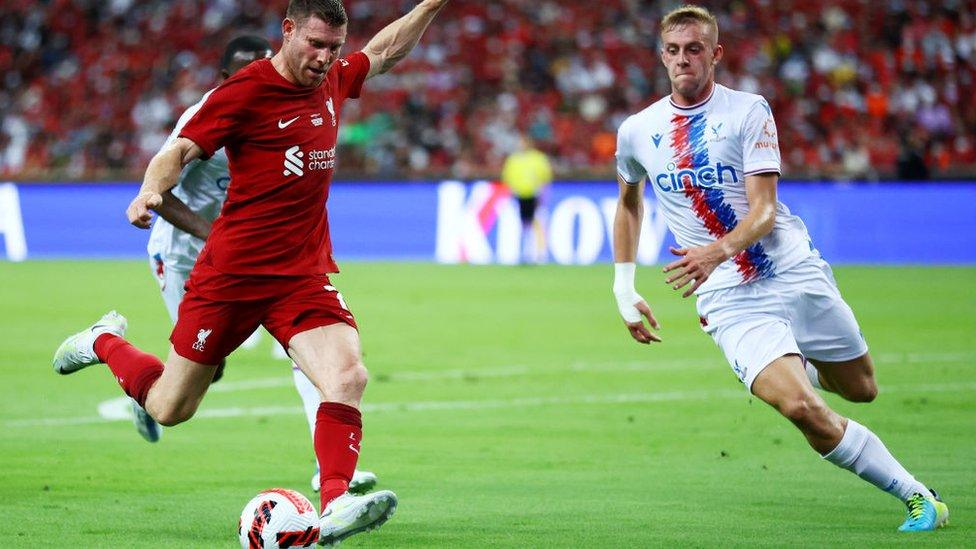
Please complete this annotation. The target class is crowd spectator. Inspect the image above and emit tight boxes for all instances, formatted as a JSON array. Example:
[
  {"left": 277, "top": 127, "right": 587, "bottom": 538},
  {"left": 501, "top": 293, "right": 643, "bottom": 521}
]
[{"left": 1, "top": 0, "right": 974, "bottom": 181}]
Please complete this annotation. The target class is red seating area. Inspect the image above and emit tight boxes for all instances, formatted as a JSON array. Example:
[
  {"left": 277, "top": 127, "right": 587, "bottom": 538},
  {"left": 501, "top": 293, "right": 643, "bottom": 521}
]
[{"left": 1, "top": 0, "right": 974, "bottom": 180}]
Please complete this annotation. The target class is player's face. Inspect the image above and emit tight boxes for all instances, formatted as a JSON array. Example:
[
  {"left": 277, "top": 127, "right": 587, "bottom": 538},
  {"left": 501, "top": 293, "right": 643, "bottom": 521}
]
[
  {"left": 282, "top": 16, "right": 347, "bottom": 87},
  {"left": 660, "top": 22, "right": 723, "bottom": 102}
]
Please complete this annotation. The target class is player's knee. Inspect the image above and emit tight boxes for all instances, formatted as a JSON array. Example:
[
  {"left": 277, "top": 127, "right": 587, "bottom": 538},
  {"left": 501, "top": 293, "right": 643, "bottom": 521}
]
[
  {"left": 152, "top": 402, "right": 197, "bottom": 426},
  {"left": 332, "top": 359, "right": 367, "bottom": 396},
  {"left": 347, "top": 361, "right": 368, "bottom": 393},
  {"left": 844, "top": 381, "right": 878, "bottom": 403},
  {"left": 778, "top": 397, "right": 831, "bottom": 432}
]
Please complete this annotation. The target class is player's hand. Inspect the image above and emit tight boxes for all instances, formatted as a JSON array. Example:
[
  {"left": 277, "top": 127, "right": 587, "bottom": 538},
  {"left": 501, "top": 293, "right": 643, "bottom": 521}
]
[
  {"left": 663, "top": 245, "right": 726, "bottom": 298},
  {"left": 126, "top": 191, "right": 163, "bottom": 229},
  {"left": 614, "top": 290, "right": 662, "bottom": 344}
]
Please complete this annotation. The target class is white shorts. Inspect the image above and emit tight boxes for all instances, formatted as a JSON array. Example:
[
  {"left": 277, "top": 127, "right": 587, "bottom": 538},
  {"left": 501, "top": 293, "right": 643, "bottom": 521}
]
[
  {"left": 149, "top": 255, "right": 190, "bottom": 323},
  {"left": 696, "top": 256, "right": 868, "bottom": 392}
]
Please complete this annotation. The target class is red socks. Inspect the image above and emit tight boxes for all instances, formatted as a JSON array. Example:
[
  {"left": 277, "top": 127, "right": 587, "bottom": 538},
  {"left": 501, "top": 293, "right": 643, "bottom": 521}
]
[
  {"left": 315, "top": 402, "right": 363, "bottom": 511},
  {"left": 93, "top": 334, "right": 164, "bottom": 408}
]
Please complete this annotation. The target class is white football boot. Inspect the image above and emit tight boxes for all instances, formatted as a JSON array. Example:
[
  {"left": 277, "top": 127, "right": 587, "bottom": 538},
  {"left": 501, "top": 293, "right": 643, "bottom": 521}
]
[
  {"left": 318, "top": 490, "right": 397, "bottom": 546},
  {"left": 312, "top": 468, "right": 379, "bottom": 495},
  {"left": 53, "top": 311, "right": 127, "bottom": 374},
  {"left": 130, "top": 398, "right": 161, "bottom": 443}
]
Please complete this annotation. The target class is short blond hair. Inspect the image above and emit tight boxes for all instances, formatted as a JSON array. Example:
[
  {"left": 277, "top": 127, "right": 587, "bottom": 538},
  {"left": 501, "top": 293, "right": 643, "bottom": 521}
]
[{"left": 660, "top": 5, "right": 719, "bottom": 43}]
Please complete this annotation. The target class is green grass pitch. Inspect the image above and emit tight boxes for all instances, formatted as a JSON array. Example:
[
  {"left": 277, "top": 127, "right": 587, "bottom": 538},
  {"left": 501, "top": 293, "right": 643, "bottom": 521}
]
[{"left": 0, "top": 261, "right": 974, "bottom": 547}]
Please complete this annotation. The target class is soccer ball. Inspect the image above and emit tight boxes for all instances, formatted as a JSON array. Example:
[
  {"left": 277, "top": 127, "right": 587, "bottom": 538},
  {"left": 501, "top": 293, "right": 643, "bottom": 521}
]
[{"left": 238, "top": 488, "right": 320, "bottom": 549}]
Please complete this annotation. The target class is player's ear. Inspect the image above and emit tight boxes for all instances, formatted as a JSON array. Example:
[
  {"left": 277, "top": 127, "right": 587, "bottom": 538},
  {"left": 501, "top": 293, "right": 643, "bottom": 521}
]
[
  {"left": 282, "top": 17, "right": 295, "bottom": 41},
  {"left": 713, "top": 44, "right": 724, "bottom": 65}
]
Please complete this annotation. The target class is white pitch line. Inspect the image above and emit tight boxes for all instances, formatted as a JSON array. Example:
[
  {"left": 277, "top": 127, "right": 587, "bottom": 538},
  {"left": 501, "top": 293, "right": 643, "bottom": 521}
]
[
  {"left": 204, "top": 350, "right": 976, "bottom": 394},
  {"left": 7, "top": 381, "right": 976, "bottom": 428}
]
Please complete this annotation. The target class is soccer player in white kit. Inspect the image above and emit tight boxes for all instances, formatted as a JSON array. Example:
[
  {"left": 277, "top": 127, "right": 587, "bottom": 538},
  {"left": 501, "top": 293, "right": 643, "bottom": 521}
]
[
  {"left": 140, "top": 34, "right": 377, "bottom": 494},
  {"left": 611, "top": 6, "right": 947, "bottom": 532}
]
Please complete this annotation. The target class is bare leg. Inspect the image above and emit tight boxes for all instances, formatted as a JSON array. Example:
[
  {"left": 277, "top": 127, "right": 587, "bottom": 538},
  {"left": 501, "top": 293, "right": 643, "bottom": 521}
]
[
  {"left": 288, "top": 323, "right": 367, "bottom": 407},
  {"left": 752, "top": 354, "right": 846, "bottom": 454},
  {"left": 752, "top": 353, "right": 930, "bottom": 504},
  {"left": 808, "top": 353, "right": 878, "bottom": 402},
  {"left": 144, "top": 346, "right": 218, "bottom": 426},
  {"left": 288, "top": 323, "right": 368, "bottom": 509}
]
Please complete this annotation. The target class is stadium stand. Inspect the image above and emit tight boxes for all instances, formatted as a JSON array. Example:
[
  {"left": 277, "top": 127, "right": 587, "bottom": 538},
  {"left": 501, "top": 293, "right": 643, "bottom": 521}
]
[{"left": 1, "top": 0, "right": 974, "bottom": 180}]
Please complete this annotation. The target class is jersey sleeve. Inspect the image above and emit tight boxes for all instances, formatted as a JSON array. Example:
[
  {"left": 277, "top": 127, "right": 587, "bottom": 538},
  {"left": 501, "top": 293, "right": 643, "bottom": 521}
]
[
  {"left": 334, "top": 51, "right": 371, "bottom": 101},
  {"left": 159, "top": 90, "right": 213, "bottom": 153},
  {"left": 615, "top": 118, "right": 647, "bottom": 184},
  {"left": 741, "top": 98, "right": 781, "bottom": 176},
  {"left": 178, "top": 78, "right": 251, "bottom": 158}
]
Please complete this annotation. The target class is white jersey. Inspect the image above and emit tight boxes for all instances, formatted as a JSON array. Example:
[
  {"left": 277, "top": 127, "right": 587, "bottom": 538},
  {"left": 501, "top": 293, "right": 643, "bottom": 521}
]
[
  {"left": 616, "top": 83, "right": 814, "bottom": 293},
  {"left": 147, "top": 89, "right": 229, "bottom": 272}
]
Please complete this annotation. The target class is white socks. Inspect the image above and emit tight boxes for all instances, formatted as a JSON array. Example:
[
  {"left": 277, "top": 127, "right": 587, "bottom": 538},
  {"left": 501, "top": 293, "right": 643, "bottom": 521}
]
[
  {"left": 292, "top": 366, "right": 321, "bottom": 440},
  {"left": 822, "top": 419, "right": 929, "bottom": 502}
]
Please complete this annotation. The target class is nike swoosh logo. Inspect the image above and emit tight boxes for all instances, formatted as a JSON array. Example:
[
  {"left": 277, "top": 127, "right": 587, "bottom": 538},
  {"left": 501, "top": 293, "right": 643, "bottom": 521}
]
[
  {"left": 348, "top": 444, "right": 360, "bottom": 455},
  {"left": 278, "top": 116, "right": 300, "bottom": 129}
]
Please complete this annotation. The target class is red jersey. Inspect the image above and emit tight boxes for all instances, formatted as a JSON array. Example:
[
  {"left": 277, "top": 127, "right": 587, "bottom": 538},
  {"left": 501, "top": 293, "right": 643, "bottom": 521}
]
[{"left": 178, "top": 53, "right": 370, "bottom": 276}]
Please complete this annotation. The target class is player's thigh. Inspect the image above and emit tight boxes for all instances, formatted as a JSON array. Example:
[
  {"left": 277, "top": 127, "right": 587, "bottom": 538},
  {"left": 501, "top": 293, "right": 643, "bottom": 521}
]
[
  {"left": 145, "top": 346, "right": 219, "bottom": 424},
  {"left": 148, "top": 256, "right": 189, "bottom": 322},
  {"left": 170, "top": 283, "right": 265, "bottom": 366},
  {"left": 808, "top": 353, "right": 877, "bottom": 401},
  {"left": 288, "top": 322, "right": 363, "bottom": 388},
  {"left": 751, "top": 353, "right": 817, "bottom": 410},
  {"left": 790, "top": 258, "right": 868, "bottom": 364},
  {"left": 697, "top": 284, "right": 801, "bottom": 392},
  {"left": 162, "top": 270, "right": 190, "bottom": 322},
  {"left": 263, "top": 276, "right": 363, "bottom": 401}
]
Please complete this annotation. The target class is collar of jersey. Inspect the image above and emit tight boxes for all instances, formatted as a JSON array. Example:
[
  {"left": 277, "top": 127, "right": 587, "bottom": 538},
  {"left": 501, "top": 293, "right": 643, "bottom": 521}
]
[{"left": 668, "top": 83, "right": 716, "bottom": 113}]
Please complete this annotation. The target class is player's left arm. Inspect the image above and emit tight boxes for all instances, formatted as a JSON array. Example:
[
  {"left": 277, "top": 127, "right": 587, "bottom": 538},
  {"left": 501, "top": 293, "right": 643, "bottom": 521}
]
[
  {"left": 154, "top": 190, "right": 212, "bottom": 240},
  {"left": 362, "top": 0, "right": 450, "bottom": 80},
  {"left": 663, "top": 173, "right": 778, "bottom": 297}
]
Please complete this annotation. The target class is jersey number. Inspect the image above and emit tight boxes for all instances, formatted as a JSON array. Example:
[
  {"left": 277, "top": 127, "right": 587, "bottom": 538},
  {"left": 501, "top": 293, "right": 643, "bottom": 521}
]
[{"left": 323, "top": 285, "right": 348, "bottom": 311}]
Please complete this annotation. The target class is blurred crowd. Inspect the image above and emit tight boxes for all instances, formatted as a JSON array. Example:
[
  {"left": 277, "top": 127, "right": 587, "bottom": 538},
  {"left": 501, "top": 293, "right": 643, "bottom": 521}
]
[{"left": 1, "top": 0, "right": 975, "bottom": 181}]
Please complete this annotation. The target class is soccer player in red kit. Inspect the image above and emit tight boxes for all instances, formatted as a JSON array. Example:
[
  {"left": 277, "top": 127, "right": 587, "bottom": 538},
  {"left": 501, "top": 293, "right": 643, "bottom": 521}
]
[{"left": 52, "top": 0, "right": 451, "bottom": 544}]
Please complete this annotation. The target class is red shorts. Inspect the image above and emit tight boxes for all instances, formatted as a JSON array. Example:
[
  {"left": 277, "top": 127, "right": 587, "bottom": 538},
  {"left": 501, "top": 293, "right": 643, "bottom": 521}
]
[{"left": 170, "top": 263, "right": 357, "bottom": 365}]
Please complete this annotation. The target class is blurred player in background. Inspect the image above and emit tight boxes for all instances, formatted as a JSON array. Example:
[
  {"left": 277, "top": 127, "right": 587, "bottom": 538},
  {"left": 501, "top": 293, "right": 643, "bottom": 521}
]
[
  {"left": 501, "top": 134, "right": 553, "bottom": 264},
  {"left": 140, "top": 33, "right": 377, "bottom": 495},
  {"left": 53, "top": 0, "right": 451, "bottom": 543},
  {"left": 612, "top": 5, "right": 948, "bottom": 532}
]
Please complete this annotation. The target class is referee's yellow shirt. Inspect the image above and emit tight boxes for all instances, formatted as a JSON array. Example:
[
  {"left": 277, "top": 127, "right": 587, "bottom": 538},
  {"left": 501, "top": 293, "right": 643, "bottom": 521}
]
[{"left": 501, "top": 149, "right": 553, "bottom": 198}]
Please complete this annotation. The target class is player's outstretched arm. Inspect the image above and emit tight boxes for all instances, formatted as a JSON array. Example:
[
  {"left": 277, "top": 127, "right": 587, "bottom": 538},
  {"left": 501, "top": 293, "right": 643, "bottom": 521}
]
[
  {"left": 362, "top": 0, "right": 451, "bottom": 80},
  {"left": 663, "top": 172, "right": 778, "bottom": 297},
  {"left": 612, "top": 176, "right": 662, "bottom": 344},
  {"left": 127, "top": 137, "right": 204, "bottom": 229}
]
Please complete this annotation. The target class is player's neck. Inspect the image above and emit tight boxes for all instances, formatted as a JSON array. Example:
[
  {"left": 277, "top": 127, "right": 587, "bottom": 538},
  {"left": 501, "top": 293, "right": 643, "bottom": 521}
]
[
  {"left": 270, "top": 53, "right": 300, "bottom": 86},
  {"left": 670, "top": 80, "right": 715, "bottom": 108}
]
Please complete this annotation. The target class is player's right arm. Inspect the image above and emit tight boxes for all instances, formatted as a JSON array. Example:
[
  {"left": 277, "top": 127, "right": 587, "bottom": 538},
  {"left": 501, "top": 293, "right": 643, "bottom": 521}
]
[
  {"left": 613, "top": 175, "right": 661, "bottom": 344},
  {"left": 127, "top": 137, "right": 204, "bottom": 229}
]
